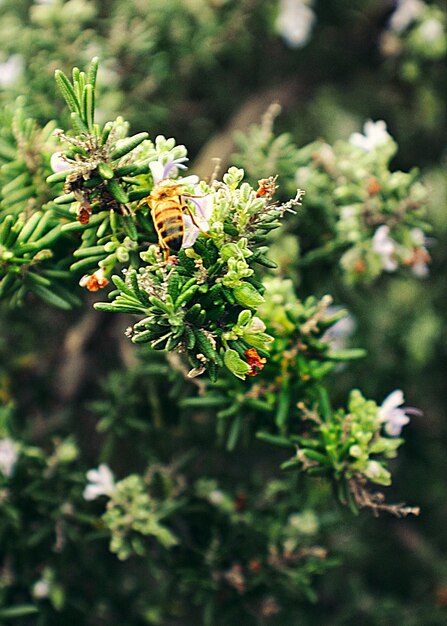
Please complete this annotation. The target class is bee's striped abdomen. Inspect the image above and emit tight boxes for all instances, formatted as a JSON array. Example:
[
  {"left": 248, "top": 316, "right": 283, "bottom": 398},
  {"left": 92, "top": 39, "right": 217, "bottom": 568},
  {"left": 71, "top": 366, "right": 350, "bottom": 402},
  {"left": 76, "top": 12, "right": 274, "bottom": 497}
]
[{"left": 153, "top": 200, "right": 184, "bottom": 252}]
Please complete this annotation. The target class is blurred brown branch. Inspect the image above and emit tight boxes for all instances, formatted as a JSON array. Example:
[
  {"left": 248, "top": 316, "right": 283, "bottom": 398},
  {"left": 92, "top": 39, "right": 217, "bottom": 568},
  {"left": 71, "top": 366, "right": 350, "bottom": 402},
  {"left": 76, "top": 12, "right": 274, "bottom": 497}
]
[{"left": 192, "top": 78, "right": 304, "bottom": 178}]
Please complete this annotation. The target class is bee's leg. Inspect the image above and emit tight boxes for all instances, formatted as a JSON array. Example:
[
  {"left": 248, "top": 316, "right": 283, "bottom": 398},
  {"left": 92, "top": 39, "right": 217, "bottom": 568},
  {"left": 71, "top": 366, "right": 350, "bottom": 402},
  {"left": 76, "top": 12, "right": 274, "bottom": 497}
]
[
  {"left": 120, "top": 204, "right": 135, "bottom": 217},
  {"left": 183, "top": 204, "right": 212, "bottom": 238},
  {"left": 137, "top": 197, "right": 149, "bottom": 210},
  {"left": 159, "top": 240, "right": 171, "bottom": 263}
]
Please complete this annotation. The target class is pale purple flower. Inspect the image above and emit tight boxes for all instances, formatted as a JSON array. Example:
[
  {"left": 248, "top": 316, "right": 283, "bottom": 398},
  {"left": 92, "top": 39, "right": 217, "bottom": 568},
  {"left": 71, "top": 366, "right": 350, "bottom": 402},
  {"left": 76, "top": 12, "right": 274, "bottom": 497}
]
[
  {"left": 50, "top": 151, "right": 71, "bottom": 173},
  {"left": 372, "top": 225, "right": 398, "bottom": 272},
  {"left": 389, "top": 0, "right": 425, "bottom": 33},
  {"left": 0, "top": 438, "right": 19, "bottom": 477},
  {"left": 276, "top": 0, "right": 316, "bottom": 49},
  {"left": 83, "top": 463, "right": 115, "bottom": 500},
  {"left": 322, "top": 306, "right": 355, "bottom": 350},
  {"left": 149, "top": 157, "right": 188, "bottom": 184},
  {"left": 349, "top": 120, "right": 391, "bottom": 152},
  {"left": 182, "top": 193, "right": 213, "bottom": 248},
  {"left": 0, "top": 55, "right": 24, "bottom": 88},
  {"left": 378, "top": 389, "right": 414, "bottom": 436}
]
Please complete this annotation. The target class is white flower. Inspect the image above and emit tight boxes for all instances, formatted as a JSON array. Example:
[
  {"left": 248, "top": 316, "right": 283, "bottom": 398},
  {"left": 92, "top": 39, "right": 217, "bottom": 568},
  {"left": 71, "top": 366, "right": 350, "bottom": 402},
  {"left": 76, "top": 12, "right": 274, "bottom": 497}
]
[
  {"left": 0, "top": 55, "right": 24, "bottom": 89},
  {"left": 349, "top": 444, "right": 363, "bottom": 458},
  {"left": 209, "top": 489, "right": 225, "bottom": 505},
  {"left": 246, "top": 317, "right": 266, "bottom": 333},
  {"left": 349, "top": 120, "right": 391, "bottom": 152},
  {"left": 372, "top": 225, "right": 398, "bottom": 272},
  {"left": 32, "top": 579, "right": 50, "bottom": 599},
  {"left": 388, "top": 0, "right": 425, "bottom": 33},
  {"left": 378, "top": 389, "right": 411, "bottom": 436},
  {"left": 340, "top": 206, "right": 357, "bottom": 220},
  {"left": 411, "top": 227, "right": 425, "bottom": 247},
  {"left": 83, "top": 464, "right": 115, "bottom": 501},
  {"left": 0, "top": 438, "right": 19, "bottom": 477},
  {"left": 364, "top": 460, "right": 387, "bottom": 481},
  {"left": 418, "top": 18, "right": 444, "bottom": 43},
  {"left": 276, "top": 0, "right": 316, "bottom": 49}
]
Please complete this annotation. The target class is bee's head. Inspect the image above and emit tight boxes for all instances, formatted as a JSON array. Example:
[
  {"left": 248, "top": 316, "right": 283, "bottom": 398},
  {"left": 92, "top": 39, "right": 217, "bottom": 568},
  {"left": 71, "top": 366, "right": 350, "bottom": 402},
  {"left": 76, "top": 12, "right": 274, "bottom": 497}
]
[{"left": 151, "top": 179, "right": 182, "bottom": 200}]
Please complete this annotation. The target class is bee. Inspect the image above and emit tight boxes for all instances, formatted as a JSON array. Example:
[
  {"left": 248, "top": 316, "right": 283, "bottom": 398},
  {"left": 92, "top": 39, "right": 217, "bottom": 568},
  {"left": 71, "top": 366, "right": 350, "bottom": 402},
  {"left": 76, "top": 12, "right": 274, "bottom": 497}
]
[{"left": 139, "top": 179, "right": 208, "bottom": 260}]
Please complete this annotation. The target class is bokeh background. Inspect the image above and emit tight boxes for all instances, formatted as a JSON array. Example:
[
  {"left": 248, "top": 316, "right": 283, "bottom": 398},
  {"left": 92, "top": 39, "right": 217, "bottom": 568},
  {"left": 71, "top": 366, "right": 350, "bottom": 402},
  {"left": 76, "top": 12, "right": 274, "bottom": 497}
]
[{"left": 0, "top": 0, "right": 446, "bottom": 624}]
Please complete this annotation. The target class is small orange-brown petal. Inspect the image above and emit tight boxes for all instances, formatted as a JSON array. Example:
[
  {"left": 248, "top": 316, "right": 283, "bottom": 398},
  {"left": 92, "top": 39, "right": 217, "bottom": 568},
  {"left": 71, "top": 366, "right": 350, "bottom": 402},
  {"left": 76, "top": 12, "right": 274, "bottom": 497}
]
[
  {"left": 86, "top": 276, "right": 100, "bottom": 291},
  {"left": 80, "top": 272, "right": 109, "bottom": 291},
  {"left": 354, "top": 259, "right": 366, "bottom": 273},
  {"left": 244, "top": 348, "right": 267, "bottom": 375},
  {"left": 77, "top": 207, "right": 91, "bottom": 224},
  {"left": 367, "top": 177, "right": 381, "bottom": 195},
  {"left": 248, "top": 559, "right": 262, "bottom": 574},
  {"left": 96, "top": 276, "right": 109, "bottom": 289}
]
